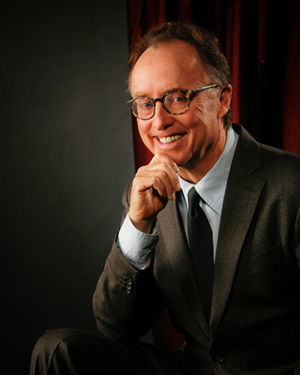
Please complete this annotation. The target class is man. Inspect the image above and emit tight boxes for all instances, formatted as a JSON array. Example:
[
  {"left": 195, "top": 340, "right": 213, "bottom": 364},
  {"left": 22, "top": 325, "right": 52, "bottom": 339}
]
[{"left": 30, "top": 23, "right": 300, "bottom": 375}]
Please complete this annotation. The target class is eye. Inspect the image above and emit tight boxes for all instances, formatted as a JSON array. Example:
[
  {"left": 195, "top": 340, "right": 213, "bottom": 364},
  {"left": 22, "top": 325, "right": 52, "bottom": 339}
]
[
  {"left": 141, "top": 101, "right": 152, "bottom": 109},
  {"left": 136, "top": 98, "right": 152, "bottom": 109},
  {"left": 166, "top": 92, "right": 187, "bottom": 104},
  {"left": 174, "top": 95, "right": 185, "bottom": 103}
]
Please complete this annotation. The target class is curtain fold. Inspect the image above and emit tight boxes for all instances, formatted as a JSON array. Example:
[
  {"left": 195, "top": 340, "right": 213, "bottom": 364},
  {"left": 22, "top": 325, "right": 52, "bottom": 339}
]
[
  {"left": 282, "top": 1, "right": 300, "bottom": 153},
  {"left": 217, "top": 0, "right": 243, "bottom": 125}
]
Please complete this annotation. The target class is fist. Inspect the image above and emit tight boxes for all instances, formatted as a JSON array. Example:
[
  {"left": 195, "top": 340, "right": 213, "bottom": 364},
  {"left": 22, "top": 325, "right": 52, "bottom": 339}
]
[{"left": 129, "top": 153, "right": 181, "bottom": 233}]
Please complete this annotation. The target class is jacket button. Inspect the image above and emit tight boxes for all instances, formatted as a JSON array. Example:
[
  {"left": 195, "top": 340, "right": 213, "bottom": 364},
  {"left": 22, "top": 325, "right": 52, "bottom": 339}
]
[
  {"left": 214, "top": 353, "right": 224, "bottom": 363},
  {"left": 126, "top": 285, "right": 132, "bottom": 293}
]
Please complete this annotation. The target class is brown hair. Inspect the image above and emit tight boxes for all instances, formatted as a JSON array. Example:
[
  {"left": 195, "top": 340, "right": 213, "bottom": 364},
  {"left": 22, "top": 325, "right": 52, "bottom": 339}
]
[{"left": 128, "top": 22, "right": 233, "bottom": 128}]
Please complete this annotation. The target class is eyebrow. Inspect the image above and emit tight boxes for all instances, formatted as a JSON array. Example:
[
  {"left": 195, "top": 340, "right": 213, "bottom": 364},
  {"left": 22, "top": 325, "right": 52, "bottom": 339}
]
[{"left": 133, "top": 85, "right": 186, "bottom": 98}]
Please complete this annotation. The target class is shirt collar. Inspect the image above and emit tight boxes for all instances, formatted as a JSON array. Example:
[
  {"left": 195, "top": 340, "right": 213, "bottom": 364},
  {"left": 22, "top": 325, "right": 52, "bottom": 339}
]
[{"left": 179, "top": 127, "right": 238, "bottom": 215}]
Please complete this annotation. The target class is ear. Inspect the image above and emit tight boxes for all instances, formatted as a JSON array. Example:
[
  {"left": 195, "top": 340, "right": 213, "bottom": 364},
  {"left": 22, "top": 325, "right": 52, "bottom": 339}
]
[{"left": 217, "top": 84, "right": 233, "bottom": 119}]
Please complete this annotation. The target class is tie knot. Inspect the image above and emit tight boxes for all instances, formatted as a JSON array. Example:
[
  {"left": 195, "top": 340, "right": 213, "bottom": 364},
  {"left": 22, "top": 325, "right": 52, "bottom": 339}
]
[{"left": 188, "top": 187, "right": 200, "bottom": 209}]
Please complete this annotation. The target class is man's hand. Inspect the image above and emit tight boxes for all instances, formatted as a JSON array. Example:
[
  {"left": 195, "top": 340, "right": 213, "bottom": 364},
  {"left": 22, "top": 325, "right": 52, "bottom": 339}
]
[{"left": 129, "top": 153, "right": 181, "bottom": 233}]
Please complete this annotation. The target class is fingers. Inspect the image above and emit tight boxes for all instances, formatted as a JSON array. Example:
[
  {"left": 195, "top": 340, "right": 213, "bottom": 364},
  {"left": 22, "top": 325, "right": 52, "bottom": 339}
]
[
  {"left": 135, "top": 166, "right": 179, "bottom": 200},
  {"left": 129, "top": 154, "right": 181, "bottom": 232},
  {"left": 149, "top": 153, "right": 179, "bottom": 171},
  {"left": 137, "top": 153, "right": 181, "bottom": 199}
]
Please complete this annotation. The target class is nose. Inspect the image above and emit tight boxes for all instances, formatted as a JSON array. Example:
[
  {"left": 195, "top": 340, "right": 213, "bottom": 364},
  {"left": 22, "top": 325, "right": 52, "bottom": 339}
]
[{"left": 151, "top": 101, "right": 173, "bottom": 130}]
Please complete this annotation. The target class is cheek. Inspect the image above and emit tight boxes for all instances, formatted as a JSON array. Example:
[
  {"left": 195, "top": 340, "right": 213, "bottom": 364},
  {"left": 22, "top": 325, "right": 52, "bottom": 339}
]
[
  {"left": 191, "top": 96, "right": 217, "bottom": 119},
  {"left": 137, "top": 121, "right": 153, "bottom": 146},
  {"left": 194, "top": 105, "right": 212, "bottom": 121},
  {"left": 137, "top": 120, "right": 149, "bottom": 137},
  {"left": 185, "top": 106, "right": 206, "bottom": 131}
]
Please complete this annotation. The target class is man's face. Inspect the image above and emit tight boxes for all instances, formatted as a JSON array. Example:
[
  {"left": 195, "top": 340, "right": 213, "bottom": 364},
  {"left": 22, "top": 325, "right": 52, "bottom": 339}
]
[{"left": 130, "top": 40, "right": 229, "bottom": 176}]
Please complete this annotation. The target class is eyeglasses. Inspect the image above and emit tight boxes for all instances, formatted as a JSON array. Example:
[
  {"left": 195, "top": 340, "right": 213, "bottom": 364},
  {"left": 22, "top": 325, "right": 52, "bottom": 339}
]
[{"left": 127, "top": 84, "right": 219, "bottom": 120}]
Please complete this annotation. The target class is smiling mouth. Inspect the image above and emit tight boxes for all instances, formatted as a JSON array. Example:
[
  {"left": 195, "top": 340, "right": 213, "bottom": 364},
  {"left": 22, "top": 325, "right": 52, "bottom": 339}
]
[{"left": 158, "top": 134, "right": 183, "bottom": 144}]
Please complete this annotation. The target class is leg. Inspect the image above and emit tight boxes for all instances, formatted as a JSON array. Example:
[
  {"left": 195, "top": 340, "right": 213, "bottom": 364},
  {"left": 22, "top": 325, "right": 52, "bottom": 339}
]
[{"left": 30, "top": 328, "right": 192, "bottom": 375}]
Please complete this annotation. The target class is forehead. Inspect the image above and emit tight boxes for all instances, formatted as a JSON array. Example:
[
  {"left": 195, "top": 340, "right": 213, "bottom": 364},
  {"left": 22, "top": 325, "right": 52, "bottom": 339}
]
[{"left": 130, "top": 41, "right": 207, "bottom": 96}]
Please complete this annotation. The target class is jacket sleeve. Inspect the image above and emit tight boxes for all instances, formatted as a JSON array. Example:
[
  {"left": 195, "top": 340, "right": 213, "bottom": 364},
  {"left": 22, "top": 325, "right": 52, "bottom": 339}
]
[
  {"left": 294, "top": 206, "right": 300, "bottom": 374},
  {"left": 295, "top": 204, "right": 300, "bottom": 269},
  {"left": 92, "top": 183, "right": 165, "bottom": 344}
]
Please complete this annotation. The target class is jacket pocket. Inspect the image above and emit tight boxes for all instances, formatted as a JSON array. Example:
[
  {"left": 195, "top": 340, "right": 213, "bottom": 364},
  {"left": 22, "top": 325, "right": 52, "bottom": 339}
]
[{"left": 236, "top": 243, "right": 281, "bottom": 275}]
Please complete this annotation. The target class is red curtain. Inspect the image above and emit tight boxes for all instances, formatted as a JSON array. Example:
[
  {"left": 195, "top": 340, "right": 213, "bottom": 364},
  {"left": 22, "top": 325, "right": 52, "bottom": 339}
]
[
  {"left": 126, "top": 0, "right": 300, "bottom": 349},
  {"left": 282, "top": 1, "right": 300, "bottom": 153}
]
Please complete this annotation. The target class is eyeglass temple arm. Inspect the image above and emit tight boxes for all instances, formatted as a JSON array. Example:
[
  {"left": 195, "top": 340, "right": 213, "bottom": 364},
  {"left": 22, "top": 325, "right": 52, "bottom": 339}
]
[{"left": 191, "top": 84, "right": 219, "bottom": 95}]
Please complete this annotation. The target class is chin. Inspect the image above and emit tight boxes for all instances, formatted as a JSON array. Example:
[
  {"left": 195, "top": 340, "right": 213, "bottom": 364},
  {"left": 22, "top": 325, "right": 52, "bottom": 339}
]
[{"left": 165, "top": 153, "right": 190, "bottom": 167}]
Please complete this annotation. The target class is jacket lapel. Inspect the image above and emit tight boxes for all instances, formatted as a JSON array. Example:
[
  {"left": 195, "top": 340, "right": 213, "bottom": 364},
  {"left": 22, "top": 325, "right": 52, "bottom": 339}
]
[{"left": 210, "top": 125, "right": 266, "bottom": 341}]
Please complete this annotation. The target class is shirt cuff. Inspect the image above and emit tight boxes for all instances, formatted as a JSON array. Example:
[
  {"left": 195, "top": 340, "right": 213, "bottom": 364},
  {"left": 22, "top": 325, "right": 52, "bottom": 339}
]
[{"left": 116, "top": 214, "right": 159, "bottom": 269}]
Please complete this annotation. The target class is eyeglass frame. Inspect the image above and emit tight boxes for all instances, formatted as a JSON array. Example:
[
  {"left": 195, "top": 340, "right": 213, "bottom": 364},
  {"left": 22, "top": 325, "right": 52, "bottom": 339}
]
[{"left": 127, "top": 83, "right": 220, "bottom": 120}]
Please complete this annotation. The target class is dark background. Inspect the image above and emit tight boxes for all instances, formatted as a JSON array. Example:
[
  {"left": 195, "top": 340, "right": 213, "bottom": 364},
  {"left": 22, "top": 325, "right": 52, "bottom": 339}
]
[{"left": 1, "top": 2, "right": 137, "bottom": 374}]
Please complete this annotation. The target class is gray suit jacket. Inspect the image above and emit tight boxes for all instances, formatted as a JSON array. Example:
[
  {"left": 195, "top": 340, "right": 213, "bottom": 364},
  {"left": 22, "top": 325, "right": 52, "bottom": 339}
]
[{"left": 93, "top": 124, "right": 300, "bottom": 375}]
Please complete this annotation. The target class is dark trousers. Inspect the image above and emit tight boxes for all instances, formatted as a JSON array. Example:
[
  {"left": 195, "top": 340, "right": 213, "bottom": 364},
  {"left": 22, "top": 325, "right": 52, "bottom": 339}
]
[{"left": 30, "top": 329, "right": 193, "bottom": 375}]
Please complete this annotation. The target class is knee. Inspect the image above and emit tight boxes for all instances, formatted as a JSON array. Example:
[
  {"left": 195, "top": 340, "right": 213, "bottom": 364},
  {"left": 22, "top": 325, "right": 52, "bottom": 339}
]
[
  {"left": 30, "top": 329, "right": 89, "bottom": 374},
  {"left": 33, "top": 328, "right": 77, "bottom": 355}
]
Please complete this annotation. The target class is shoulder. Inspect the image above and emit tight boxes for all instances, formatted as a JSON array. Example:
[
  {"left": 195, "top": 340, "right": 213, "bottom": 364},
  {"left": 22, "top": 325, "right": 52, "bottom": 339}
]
[
  {"left": 260, "top": 142, "right": 300, "bottom": 172},
  {"left": 259, "top": 145, "right": 300, "bottom": 195},
  {"left": 233, "top": 123, "right": 300, "bottom": 193},
  {"left": 234, "top": 123, "right": 300, "bottom": 173}
]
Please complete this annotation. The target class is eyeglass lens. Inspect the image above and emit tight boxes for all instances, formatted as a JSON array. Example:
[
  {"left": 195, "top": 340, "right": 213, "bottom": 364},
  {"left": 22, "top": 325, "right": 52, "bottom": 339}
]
[{"left": 132, "top": 91, "right": 189, "bottom": 119}]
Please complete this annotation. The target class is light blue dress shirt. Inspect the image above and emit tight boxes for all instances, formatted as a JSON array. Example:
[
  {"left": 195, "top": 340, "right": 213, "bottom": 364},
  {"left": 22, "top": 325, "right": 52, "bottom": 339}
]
[{"left": 117, "top": 127, "right": 239, "bottom": 269}]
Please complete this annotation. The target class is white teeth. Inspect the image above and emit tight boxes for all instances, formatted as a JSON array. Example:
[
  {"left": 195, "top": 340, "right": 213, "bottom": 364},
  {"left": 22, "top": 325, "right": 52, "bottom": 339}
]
[{"left": 159, "top": 135, "right": 182, "bottom": 144}]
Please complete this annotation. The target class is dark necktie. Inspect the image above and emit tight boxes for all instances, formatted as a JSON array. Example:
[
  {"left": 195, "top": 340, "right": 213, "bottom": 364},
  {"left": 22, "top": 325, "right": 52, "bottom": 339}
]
[{"left": 187, "top": 187, "right": 214, "bottom": 321}]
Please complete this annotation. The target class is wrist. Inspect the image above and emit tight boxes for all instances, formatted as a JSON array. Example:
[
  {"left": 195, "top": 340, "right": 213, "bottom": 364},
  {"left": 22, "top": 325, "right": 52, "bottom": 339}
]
[{"left": 128, "top": 213, "right": 156, "bottom": 234}]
